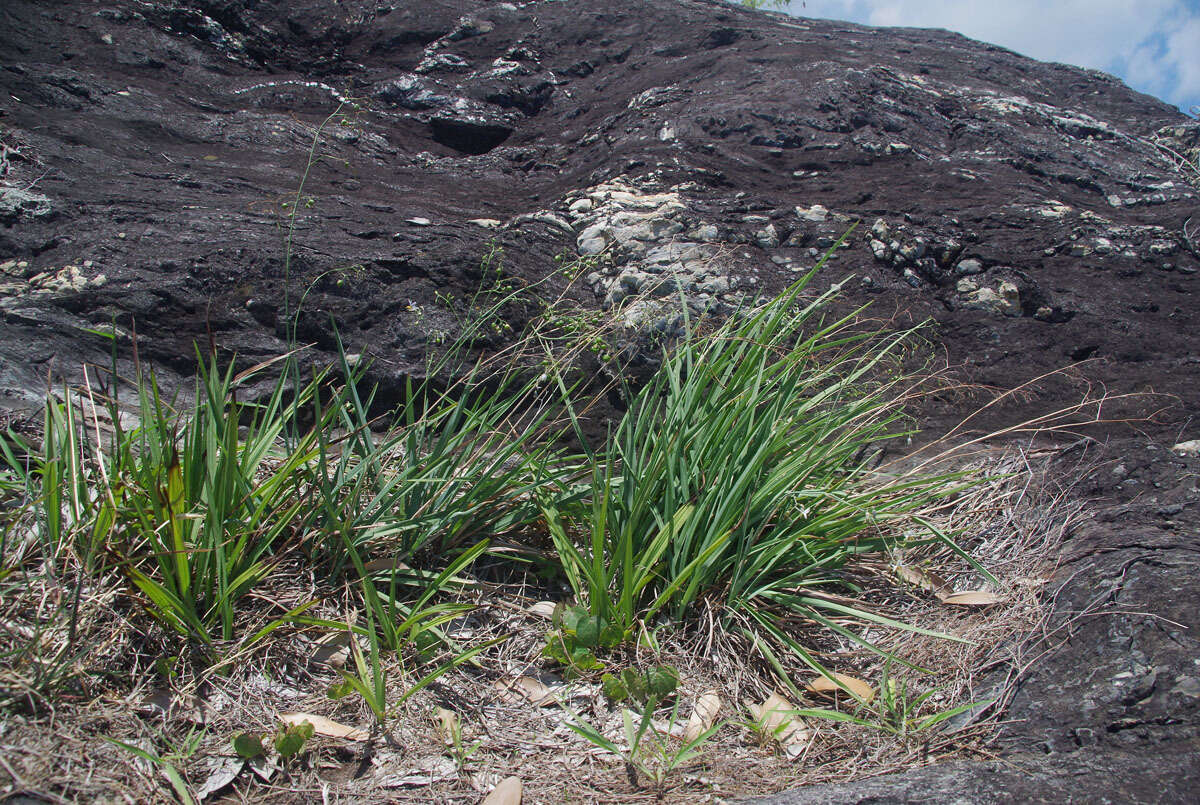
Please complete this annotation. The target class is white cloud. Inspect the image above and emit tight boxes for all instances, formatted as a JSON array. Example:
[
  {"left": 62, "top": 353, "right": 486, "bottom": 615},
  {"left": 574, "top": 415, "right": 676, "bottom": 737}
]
[
  {"left": 786, "top": 0, "right": 1200, "bottom": 112},
  {"left": 1155, "top": 15, "right": 1200, "bottom": 109}
]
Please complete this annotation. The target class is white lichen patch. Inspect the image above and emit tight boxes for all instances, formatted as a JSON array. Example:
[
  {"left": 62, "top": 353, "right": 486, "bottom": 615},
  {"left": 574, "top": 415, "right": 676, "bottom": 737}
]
[
  {"left": 1, "top": 262, "right": 107, "bottom": 303},
  {"left": 1036, "top": 201, "right": 1073, "bottom": 219},
  {"left": 560, "top": 178, "right": 743, "bottom": 327}
]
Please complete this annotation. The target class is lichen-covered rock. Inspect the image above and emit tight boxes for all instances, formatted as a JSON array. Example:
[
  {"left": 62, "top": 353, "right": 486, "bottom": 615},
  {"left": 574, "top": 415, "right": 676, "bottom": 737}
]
[
  {"left": 0, "top": 186, "right": 53, "bottom": 222},
  {"left": 962, "top": 279, "right": 1021, "bottom": 316},
  {"left": 558, "top": 178, "right": 744, "bottom": 328},
  {"left": 1172, "top": 439, "right": 1200, "bottom": 457}
]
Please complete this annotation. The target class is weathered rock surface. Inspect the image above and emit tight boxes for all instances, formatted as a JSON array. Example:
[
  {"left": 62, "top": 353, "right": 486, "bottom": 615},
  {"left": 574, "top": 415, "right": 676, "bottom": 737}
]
[
  {"left": 751, "top": 437, "right": 1200, "bottom": 803},
  {"left": 2, "top": 0, "right": 1198, "bottom": 418},
  {"left": 2, "top": 0, "right": 1199, "bottom": 799}
]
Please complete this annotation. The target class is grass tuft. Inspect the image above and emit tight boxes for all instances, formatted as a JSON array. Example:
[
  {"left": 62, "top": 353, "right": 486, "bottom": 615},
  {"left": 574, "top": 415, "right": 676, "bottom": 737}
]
[{"left": 542, "top": 265, "right": 973, "bottom": 672}]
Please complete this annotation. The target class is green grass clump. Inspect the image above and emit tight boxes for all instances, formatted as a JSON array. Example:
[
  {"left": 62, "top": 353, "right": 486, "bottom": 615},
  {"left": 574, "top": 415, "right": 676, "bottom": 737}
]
[
  {"left": 4, "top": 353, "right": 343, "bottom": 649},
  {"left": 542, "top": 268, "right": 969, "bottom": 667},
  {"left": 115, "top": 355, "right": 323, "bottom": 646},
  {"left": 307, "top": 346, "right": 571, "bottom": 580},
  {"left": 0, "top": 337, "right": 570, "bottom": 667},
  {"left": 1, "top": 249, "right": 981, "bottom": 715}
]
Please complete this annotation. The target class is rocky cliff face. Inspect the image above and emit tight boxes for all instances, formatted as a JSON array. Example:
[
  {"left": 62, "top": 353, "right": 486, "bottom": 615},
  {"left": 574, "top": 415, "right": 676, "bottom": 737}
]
[
  {"left": 2, "top": 1, "right": 1199, "bottom": 800},
  {"left": 2, "top": 0, "right": 1198, "bottom": 420}
]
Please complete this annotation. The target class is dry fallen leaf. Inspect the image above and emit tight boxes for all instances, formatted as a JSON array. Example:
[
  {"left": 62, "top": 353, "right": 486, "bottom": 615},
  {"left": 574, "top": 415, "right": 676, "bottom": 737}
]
[
  {"left": 195, "top": 756, "right": 243, "bottom": 801},
  {"left": 309, "top": 631, "right": 351, "bottom": 668},
  {"left": 138, "top": 689, "right": 213, "bottom": 724},
  {"left": 749, "top": 693, "right": 811, "bottom": 759},
  {"left": 937, "top": 590, "right": 1006, "bottom": 606},
  {"left": 247, "top": 755, "right": 277, "bottom": 783},
  {"left": 895, "top": 564, "right": 952, "bottom": 595},
  {"left": 683, "top": 690, "right": 722, "bottom": 742},
  {"left": 751, "top": 693, "right": 796, "bottom": 738},
  {"left": 279, "top": 712, "right": 369, "bottom": 741},
  {"left": 807, "top": 673, "right": 875, "bottom": 703},
  {"left": 378, "top": 756, "right": 457, "bottom": 788},
  {"left": 481, "top": 775, "right": 523, "bottom": 805},
  {"left": 526, "top": 601, "right": 558, "bottom": 619},
  {"left": 469, "top": 772, "right": 501, "bottom": 794},
  {"left": 432, "top": 707, "right": 459, "bottom": 745},
  {"left": 492, "top": 676, "right": 559, "bottom": 707}
]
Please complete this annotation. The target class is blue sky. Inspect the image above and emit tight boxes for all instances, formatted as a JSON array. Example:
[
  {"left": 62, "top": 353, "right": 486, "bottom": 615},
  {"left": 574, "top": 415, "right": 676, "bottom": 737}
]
[{"left": 775, "top": 1, "right": 1200, "bottom": 115}]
